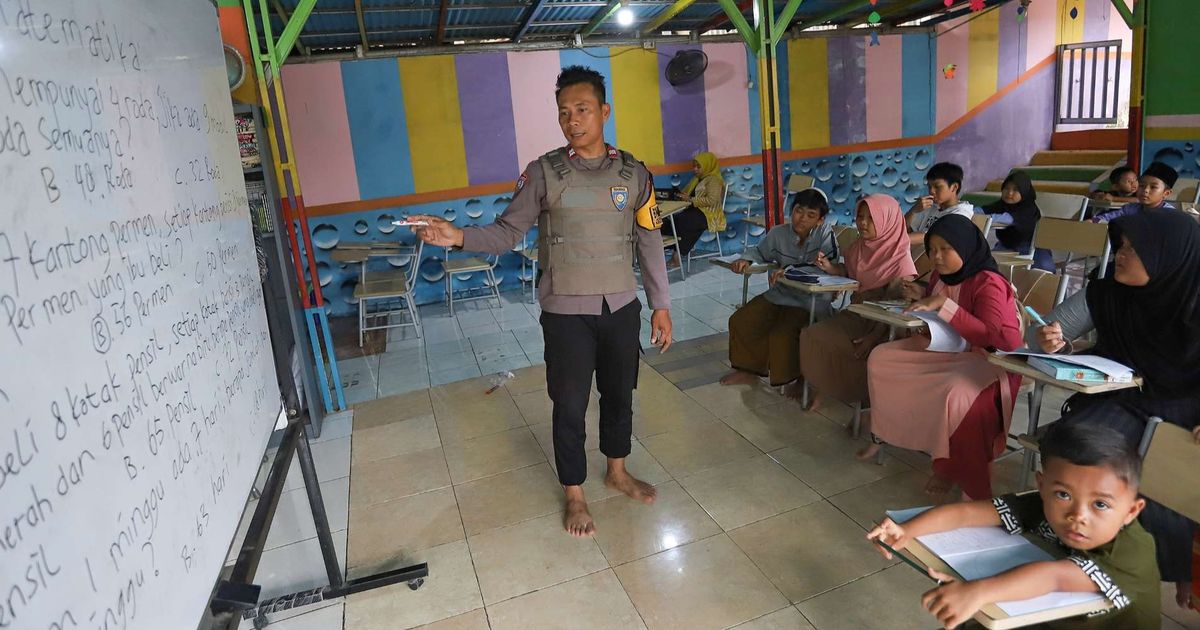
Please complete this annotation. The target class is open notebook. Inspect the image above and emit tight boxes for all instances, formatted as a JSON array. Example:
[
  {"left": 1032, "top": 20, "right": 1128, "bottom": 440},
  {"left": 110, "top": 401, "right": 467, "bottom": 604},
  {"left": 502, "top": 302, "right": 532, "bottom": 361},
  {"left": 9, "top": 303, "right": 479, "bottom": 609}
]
[{"left": 886, "top": 507, "right": 1109, "bottom": 629}]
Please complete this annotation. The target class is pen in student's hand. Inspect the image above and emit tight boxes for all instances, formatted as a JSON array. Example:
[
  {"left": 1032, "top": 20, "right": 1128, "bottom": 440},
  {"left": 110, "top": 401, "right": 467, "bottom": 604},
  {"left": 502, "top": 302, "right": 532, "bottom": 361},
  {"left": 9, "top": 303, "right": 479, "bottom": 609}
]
[
  {"left": 873, "top": 539, "right": 942, "bottom": 584},
  {"left": 1024, "top": 306, "right": 1050, "bottom": 327}
]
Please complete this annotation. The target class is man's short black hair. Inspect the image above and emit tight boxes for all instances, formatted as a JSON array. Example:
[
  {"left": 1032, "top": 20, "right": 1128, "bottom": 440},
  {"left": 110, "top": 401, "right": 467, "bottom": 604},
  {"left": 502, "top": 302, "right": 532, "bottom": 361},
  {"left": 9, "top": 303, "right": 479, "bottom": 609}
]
[
  {"left": 791, "top": 189, "right": 830, "bottom": 217},
  {"left": 556, "top": 65, "right": 607, "bottom": 104},
  {"left": 1040, "top": 421, "right": 1141, "bottom": 489},
  {"left": 1109, "top": 165, "right": 1136, "bottom": 184},
  {"left": 926, "top": 162, "right": 964, "bottom": 192}
]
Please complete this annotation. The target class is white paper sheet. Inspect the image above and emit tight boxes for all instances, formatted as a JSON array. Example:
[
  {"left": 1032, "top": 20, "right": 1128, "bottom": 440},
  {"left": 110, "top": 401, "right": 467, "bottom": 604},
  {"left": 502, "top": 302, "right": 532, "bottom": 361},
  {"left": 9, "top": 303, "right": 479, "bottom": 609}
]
[
  {"left": 714, "top": 253, "right": 743, "bottom": 264},
  {"left": 908, "top": 311, "right": 970, "bottom": 352}
]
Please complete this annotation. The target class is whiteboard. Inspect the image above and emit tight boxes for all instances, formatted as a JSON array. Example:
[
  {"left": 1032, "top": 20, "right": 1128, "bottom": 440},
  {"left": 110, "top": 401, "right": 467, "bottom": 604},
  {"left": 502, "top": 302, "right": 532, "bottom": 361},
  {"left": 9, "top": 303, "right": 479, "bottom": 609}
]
[{"left": 0, "top": 1, "right": 281, "bottom": 628}]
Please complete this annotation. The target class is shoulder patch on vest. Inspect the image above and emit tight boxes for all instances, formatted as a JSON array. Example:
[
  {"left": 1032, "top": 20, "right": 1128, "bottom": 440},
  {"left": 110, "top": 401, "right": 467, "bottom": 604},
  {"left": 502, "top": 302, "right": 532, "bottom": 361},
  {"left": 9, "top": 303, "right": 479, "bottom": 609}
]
[
  {"left": 514, "top": 171, "right": 528, "bottom": 194},
  {"left": 611, "top": 186, "right": 629, "bottom": 211}
]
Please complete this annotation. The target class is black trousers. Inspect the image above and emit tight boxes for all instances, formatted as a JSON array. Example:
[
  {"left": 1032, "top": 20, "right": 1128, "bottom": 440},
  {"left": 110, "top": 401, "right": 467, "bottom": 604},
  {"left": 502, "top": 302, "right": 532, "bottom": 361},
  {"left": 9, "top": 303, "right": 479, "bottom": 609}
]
[
  {"left": 540, "top": 299, "right": 641, "bottom": 486},
  {"left": 662, "top": 206, "right": 708, "bottom": 257},
  {"left": 1061, "top": 390, "right": 1200, "bottom": 582}
]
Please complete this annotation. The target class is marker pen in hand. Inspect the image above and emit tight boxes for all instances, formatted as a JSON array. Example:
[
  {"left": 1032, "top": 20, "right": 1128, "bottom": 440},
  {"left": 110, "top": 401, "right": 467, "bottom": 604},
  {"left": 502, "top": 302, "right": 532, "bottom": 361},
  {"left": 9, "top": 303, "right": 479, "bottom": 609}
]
[{"left": 1024, "top": 306, "right": 1049, "bottom": 327}]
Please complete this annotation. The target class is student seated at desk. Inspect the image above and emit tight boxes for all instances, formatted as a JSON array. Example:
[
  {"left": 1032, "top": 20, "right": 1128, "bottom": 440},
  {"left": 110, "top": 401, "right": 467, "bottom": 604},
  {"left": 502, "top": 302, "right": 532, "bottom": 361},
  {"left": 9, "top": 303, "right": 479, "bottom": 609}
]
[
  {"left": 1091, "top": 162, "right": 1178, "bottom": 223},
  {"left": 868, "top": 421, "right": 1160, "bottom": 630},
  {"left": 982, "top": 171, "right": 1054, "bottom": 272},
  {"left": 662, "top": 151, "right": 726, "bottom": 268},
  {"left": 720, "top": 188, "right": 837, "bottom": 394},
  {"left": 798, "top": 194, "right": 918, "bottom": 412},
  {"left": 1029, "top": 210, "right": 1200, "bottom": 608},
  {"left": 861, "top": 215, "right": 1023, "bottom": 500},
  {"left": 1090, "top": 165, "right": 1140, "bottom": 205},
  {"left": 907, "top": 161, "right": 975, "bottom": 246}
]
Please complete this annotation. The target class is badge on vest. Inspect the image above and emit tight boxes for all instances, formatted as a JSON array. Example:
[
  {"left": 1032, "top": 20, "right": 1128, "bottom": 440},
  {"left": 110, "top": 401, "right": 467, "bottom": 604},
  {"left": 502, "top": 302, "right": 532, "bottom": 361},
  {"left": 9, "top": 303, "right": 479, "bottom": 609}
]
[{"left": 611, "top": 186, "right": 629, "bottom": 211}]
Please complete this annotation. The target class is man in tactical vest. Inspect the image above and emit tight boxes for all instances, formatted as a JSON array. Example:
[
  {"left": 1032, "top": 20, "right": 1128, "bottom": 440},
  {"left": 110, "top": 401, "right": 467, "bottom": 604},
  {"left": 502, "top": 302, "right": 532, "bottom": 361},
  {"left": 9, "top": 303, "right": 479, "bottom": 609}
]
[{"left": 410, "top": 66, "right": 673, "bottom": 537}]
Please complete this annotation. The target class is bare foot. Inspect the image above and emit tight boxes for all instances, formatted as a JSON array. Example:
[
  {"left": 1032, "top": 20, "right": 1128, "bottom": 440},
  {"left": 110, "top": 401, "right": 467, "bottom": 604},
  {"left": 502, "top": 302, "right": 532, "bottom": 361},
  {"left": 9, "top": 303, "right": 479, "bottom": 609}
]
[
  {"left": 924, "top": 474, "right": 954, "bottom": 497},
  {"left": 805, "top": 390, "right": 824, "bottom": 412},
  {"left": 719, "top": 370, "right": 759, "bottom": 386},
  {"left": 564, "top": 499, "right": 595, "bottom": 537},
  {"left": 1175, "top": 581, "right": 1194, "bottom": 609},
  {"left": 666, "top": 257, "right": 681, "bottom": 269},
  {"left": 605, "top": 469, "right": 658, "bottom": 504},
  {"left": 856, "top": 442, "right": 881, "bottom": 461}
]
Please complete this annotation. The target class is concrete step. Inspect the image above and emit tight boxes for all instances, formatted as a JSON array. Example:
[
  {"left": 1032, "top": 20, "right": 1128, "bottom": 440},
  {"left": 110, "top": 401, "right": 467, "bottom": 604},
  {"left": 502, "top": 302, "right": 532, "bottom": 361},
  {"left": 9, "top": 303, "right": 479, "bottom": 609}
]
[
  {"left": 985, "top": 179, "right": 1091, "bottom": 195},
  {"left": 963, "top": 191, "right": 1001, "bottom": 208},
  {"left": 1029, "top": 150, "right": 1126, "bottom": 167}
]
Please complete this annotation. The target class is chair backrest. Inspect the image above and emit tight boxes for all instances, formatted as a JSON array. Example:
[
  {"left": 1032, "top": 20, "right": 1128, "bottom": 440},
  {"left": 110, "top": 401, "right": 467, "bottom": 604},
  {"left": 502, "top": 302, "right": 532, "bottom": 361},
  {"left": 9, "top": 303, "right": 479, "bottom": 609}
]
[
  {"left": 1031, "top": 218, "right": 1110, "bottom": 256},
  {"left": 718, "top": 177, "right": 730, "bottom": 214},
  {"left": 403, "top": 240, "right": 424, "bottom": 292},
  {"left": 1036, "top": 192, "right": 1090, "bottom": 220},
  {"left": 1138, "top": 418, "right": 1200, "bottom": 523},
  {"left": 834, "top": 225, "right": 859, "bottom": 254},
  {"left": 1010, "top": 267, "right": 1056, "bottom": 317},
  {"left": 786, "top": 174, "right": 816, "bottom": 193},
  {"left": 913, "top": 251, "right": 933, "bottom": 279},
  {"left": 1170, "top": 177, "right": 1200, "bottom": 203},
  {"left": 970, "top": 213, "right": 992, "bottom": 234}
]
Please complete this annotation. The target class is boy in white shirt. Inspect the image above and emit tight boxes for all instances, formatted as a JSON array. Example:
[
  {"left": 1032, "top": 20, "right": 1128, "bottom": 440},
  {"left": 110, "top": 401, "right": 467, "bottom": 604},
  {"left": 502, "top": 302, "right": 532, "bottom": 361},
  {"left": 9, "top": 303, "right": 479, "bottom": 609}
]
[{"left": 908, "top": 161, "right": 975, "bottom": 245}]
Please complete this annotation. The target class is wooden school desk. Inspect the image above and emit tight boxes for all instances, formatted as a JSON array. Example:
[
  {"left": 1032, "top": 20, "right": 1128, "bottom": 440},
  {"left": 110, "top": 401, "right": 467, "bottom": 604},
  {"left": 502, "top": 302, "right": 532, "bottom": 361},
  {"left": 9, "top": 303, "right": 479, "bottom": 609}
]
[
  {"left": 776, "top": 277, "right": 860, "bottom": 407},
  {"left": 709, "top": 258, "right": 777, "bottom": 307},
  {"left": 986, "top": 353, "right": 1142, "bottom": 488},
  {"left": 845, "top": 303, "right": 925, "bottom": 341}
]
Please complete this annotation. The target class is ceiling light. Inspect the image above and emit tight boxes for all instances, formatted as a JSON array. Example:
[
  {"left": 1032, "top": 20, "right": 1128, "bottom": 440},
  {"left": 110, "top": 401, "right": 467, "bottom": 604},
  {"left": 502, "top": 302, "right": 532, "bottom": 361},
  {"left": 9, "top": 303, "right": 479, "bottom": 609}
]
[{"left": 616, "top": 7, "right": 634, "bottom": 26}]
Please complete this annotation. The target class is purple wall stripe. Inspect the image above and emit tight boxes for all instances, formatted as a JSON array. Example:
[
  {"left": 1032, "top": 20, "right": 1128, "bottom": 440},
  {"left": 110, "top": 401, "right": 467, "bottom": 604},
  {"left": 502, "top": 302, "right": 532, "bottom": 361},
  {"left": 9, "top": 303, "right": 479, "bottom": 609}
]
[
  {"left": 658, "top": 43, "right": 709, "bottom": 164},
  {"left": 826, "top": 36, "right": 866, "bottom": 146},
  {"left": 997, "top": 1, "right": 1024, "bottom": 88},
  {"left": 455, "top": 53, "right": 521, "bottom": 185}
]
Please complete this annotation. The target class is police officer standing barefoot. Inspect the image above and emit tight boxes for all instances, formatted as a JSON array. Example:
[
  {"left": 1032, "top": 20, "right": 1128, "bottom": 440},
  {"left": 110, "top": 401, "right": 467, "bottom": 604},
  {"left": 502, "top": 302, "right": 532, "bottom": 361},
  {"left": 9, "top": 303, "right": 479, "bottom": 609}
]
[{"left": 410, "top": 66, "right": 673, "bottom": 537}]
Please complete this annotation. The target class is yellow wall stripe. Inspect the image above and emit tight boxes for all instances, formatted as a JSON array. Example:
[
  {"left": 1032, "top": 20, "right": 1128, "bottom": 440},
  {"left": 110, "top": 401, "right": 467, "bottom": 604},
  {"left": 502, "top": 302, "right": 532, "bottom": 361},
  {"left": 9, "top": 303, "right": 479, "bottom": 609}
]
[
  {"left": 967, "top": 8, "right": 1000, "bottom": 110},
  {"left": 788, "top": 38, "right": 830, "bottom": 150},
  {"left": 610, "top": 47, "right": 665, "bottom": 166},
  {"left": 398, "top": 55, "right": 469, "bottom": 192}
]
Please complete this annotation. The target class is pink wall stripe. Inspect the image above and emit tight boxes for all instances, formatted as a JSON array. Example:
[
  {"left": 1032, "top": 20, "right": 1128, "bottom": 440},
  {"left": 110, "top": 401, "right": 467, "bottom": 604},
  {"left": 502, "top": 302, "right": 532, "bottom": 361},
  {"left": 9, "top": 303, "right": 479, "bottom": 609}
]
[
  {"left": 935, "top": 17, "right": 970, "bottom": 131},
  {"left": 701, "top": 43, "right": 752, "bottom": 158},
  {"left": 865, "top": 34, "right": 904, "bottom": 141},
  {"left": 1108, "top": 1, "right": 1132, "bottom": 46},
  {"left": 1026, "top": 0, "right": 1057, "bottom": 68},
  {"left": 507, "top": 50, "right": 566, "bottom": 171},
  {"left": 281, "top": 63, "right": 360, "bottom": 206}
]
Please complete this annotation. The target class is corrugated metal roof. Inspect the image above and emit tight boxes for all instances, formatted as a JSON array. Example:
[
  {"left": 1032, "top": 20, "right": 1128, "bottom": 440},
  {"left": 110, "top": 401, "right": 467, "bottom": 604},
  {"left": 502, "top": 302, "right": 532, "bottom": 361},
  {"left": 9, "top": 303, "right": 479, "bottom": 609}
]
[{"left": 258, "top": 0, "right": 957, "bottom": 57}]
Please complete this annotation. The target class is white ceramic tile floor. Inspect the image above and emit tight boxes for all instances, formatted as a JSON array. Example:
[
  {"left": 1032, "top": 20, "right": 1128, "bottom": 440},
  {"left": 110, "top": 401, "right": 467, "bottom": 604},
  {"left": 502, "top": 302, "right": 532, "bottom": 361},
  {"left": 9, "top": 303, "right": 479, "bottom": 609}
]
[{"left": 336, "top": 264, "right": 770, "bottom": 404}]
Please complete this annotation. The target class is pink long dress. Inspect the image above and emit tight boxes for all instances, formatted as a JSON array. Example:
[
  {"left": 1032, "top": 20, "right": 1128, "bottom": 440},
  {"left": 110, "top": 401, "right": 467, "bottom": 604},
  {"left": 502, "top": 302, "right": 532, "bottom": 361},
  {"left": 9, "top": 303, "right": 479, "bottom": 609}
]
[{"left": 866, "top": 270, "right": 1023, "bottom": 499}]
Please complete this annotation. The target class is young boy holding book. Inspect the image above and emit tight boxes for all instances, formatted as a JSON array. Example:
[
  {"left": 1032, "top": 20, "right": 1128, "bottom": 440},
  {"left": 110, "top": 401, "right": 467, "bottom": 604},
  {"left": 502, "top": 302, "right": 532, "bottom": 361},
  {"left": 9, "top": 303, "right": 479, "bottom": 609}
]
[{"left": 867, "top": 421, "right": 1160, "bottom": 629}]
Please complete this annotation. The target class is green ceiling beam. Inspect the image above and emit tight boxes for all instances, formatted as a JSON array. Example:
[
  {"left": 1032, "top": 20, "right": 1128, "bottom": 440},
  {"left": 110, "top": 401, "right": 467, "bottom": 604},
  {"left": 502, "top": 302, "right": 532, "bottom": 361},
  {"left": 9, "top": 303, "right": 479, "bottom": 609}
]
[
  {"left": 1110, "top": 0, "right": 1135, "bottom": 29},
  {"left": 717, "top": 0, "right": 759, "bottom": 52},
  {"left": 581, "top": 0, "right": 622, "bottom": 37},
  {"left": 274, "top": 0, "right": 316, "bottom": 66},
  {"left": 793, "top": 0, "right": 871, "bottom": 31},
  {"left": 770, "top": 0, "right": 803, "bottom": 46}
]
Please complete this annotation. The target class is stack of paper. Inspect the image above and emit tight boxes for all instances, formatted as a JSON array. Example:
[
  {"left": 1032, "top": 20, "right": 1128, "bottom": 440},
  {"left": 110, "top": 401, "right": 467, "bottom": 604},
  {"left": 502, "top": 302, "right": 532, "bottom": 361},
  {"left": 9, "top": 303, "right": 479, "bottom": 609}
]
[
  {"left": 1001, "top": 350, "right": 1134, "bottom": 382},
  {"left": 908, "top": 311, "right": 970, "bottom": 353}
]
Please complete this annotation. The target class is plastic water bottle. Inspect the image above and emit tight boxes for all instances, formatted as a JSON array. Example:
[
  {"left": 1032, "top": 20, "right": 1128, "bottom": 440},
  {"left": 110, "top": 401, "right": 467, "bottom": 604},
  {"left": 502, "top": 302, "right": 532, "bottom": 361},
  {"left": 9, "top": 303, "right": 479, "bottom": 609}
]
[{"left": 484, "top": 371, "right": 515, "bottom": 395}]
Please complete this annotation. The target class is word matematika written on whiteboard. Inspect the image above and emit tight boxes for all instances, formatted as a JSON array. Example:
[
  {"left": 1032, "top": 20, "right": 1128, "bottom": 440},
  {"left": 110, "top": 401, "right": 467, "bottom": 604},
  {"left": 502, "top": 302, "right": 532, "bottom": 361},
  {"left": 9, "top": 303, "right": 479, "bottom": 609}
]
[{"left": 0, "top": 1, "right": 281, "bottom": 629}]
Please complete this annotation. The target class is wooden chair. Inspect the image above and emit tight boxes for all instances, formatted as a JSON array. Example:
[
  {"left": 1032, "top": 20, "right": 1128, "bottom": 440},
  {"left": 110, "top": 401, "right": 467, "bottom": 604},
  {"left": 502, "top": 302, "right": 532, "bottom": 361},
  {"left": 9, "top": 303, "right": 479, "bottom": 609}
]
[
  {"left": 1029, "top": 218, "right": 1111, "bottom": 304},
  {"left": 442, "top": 251, "right": 501, "bottom": 316},
  {"left": 1010, "top": 267, "right": 1057, "bottom": 319},
  {"left": 833, "top": 224, "right": 859, "bottom": 254},
  {"left": 1169, "top": 177, "right": 1200, "bottom": 204},
  {"left": 355, "top": 241, "right": 424, "bottom": 346},
  {"left": 1035, "top": 192, "right": 1090, "bottom": 220},
  {"left": 1138, "top": 417, "right": 1200, "bottom": 523},
  {"left": 971, "top": 212, "right": 993, "bottom": 235}
]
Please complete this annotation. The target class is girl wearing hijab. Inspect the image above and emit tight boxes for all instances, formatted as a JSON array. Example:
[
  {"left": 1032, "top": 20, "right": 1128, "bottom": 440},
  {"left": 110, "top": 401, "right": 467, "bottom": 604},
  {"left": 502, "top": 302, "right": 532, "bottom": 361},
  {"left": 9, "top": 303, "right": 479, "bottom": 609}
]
[
  {"left": 983, "top": 171, "right": 1053, "bottom": 271},
  {"left": 860, "top": 214, "right": 1024, "bottom": 500},
  {"left": 663, "top": 152, "right": 726, "bottom": 268},
  {"left": 801, "top": 194, "right": 919, "bottom": 411},
  {"left": 1028, "top": 210, "right": 1200, "bottom": 608}
]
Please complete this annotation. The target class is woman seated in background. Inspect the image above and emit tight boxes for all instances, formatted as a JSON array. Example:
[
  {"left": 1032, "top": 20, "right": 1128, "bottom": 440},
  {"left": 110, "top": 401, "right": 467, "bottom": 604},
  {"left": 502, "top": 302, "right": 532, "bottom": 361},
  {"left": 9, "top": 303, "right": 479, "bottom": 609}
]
[
  {"left": 800, "top": 194, "right": 918, "bottom": 412},
  {"left": 861, "top": 214, "right": 1023, "bottom": 500},
  {"left": 663, "top": 151, "right": 726, "bottom": 268},
  {"left": 1029, "top": 210, "right": 1200, "bottom": 609},
  {"left": 982, "top": 171, "right": 1053, "bottom": 271},
  {"left": 720, "top": 188, "right": 837, "bottom": 395}
]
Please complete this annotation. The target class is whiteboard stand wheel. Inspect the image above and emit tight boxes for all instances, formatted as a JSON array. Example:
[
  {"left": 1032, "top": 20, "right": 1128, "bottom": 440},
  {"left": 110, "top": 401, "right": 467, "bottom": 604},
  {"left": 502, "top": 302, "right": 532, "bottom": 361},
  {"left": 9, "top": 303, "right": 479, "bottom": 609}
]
[{"left": 408, "top": 578, "right": 424, "bottom": 591}]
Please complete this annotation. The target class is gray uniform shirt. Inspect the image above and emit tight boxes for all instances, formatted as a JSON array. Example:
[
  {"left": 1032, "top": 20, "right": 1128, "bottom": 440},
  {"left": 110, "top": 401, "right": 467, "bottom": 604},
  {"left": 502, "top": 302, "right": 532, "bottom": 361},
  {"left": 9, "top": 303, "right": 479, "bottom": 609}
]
[
  {"left": 740, "top": 222, "right": 839, "bottom": 311},
  {"left": 461, "top": 152, "right": 670, "bottom": 315}
]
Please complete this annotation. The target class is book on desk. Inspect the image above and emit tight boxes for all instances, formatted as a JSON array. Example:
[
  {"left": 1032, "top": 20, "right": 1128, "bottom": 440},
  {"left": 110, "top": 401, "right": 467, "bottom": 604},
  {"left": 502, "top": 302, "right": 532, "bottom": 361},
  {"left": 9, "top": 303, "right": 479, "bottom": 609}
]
[
  {"left": 1001, "top": 350, "right": 1134, "bottom": 383},
  {"left": 886, "top": 506, "right": 1110, "bottom": 629}
]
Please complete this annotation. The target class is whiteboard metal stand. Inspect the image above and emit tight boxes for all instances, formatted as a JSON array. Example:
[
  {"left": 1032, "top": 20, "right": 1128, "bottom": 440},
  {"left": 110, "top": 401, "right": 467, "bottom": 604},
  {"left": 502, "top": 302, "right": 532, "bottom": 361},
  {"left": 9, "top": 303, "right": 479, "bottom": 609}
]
[{"left": 211, "top": 413, "right": 429, "bottom": 627}]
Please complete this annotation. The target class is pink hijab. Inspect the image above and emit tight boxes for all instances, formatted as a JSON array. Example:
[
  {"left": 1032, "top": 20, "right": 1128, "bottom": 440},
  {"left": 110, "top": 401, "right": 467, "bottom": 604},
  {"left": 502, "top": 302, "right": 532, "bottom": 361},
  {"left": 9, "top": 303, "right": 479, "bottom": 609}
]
[{"left": 843, "top": 194, "right": 918, "bottom": 291}]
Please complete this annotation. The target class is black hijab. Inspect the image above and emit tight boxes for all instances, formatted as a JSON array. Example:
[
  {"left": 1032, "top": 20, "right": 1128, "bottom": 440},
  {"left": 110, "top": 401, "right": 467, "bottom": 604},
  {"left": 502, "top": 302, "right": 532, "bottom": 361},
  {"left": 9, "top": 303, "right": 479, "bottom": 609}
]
[
  {"left": 1086, "top": 210, "right": 1200, "bottom": 397},
  {"left": 984, "top": 171, "right": 1041, "bottom": 250},
  {"left": 925, "top": 214, "right": 1000, "bottom": 285}
]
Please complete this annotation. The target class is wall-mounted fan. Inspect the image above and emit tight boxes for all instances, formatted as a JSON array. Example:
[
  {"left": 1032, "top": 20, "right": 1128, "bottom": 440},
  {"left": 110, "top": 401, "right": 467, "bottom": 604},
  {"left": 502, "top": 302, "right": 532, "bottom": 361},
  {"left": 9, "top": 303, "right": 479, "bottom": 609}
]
[
  {"left": 225, "top": 44, "right": 246, "bottom": 91},
  {"left": 665, "top": 49, "right": 708, "bottom": 86}
]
